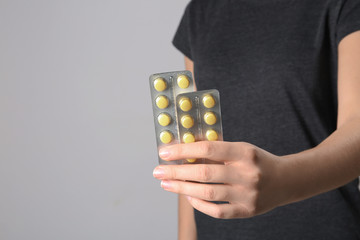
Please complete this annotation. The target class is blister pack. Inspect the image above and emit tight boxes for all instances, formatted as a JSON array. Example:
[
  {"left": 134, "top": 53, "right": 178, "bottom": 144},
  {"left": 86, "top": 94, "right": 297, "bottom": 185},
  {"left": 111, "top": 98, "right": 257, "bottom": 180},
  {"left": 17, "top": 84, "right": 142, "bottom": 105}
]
[
  {"left": 149, "top": 71, "right": 195, "bottom": 165},
  {"left": 176, "top": 89, "right": 223, "bottom": 164}
]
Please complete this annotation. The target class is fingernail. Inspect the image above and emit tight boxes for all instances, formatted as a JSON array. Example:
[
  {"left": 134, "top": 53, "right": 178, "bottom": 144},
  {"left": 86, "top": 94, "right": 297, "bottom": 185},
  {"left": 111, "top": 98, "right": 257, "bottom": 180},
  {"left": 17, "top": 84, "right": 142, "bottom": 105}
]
[
  {"left": 186, "top": 196, "right": 192, "bottom": 201},
  {"left": 161, "top": 180, "right": 172, "bottom": 190},
  {"left": 159, "top": 149, "right": 170, "bottom": 159},
  {"left": 153, "top": 167, "right": 165, "bottom": 179}
]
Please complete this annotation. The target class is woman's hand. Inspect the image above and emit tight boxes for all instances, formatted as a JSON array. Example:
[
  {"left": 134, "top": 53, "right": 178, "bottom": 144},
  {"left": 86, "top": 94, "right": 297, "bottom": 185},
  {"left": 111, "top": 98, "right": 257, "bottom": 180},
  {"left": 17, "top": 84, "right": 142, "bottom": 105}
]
[
  {"left": 153, "top": 141, "right": 289, "bottom": 219},
  {"left": 153, "top": 32, "right": 360, "bottom": 221}
]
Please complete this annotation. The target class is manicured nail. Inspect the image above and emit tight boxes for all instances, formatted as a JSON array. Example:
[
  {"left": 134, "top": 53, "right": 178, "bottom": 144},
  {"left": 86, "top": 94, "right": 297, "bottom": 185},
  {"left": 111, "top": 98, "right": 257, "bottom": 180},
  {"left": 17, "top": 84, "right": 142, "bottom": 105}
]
[
  {"left": 186, "top": 196, "right": 192, "bottom": 201},
  {"left": 161, "top": 180, "right": 172, "bottom": 190},
  {"left": 159, "top": 149, "right": 170, "bottom": 159},
  {"left": 153, "top": 167, "right": 165, "bottom": 179}
]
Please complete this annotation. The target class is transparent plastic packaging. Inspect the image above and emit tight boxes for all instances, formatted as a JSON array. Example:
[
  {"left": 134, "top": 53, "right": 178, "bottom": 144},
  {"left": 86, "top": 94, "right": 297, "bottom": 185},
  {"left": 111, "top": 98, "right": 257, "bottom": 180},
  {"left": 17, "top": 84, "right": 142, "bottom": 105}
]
[
  {"left": 149, "top": 71, "right": 195, "bottom": 165},
  {"left": 176, "top": 89, "right": 223, "bottom": 164},
  {"left": 149, "top": 71, "right": 223, "bottom": 165}
]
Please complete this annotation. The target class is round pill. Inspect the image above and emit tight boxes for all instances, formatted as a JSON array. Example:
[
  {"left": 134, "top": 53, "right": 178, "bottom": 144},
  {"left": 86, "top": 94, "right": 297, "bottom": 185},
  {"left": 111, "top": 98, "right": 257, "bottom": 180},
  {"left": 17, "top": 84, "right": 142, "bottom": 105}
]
[
  {"left": 179, "top": 97, "right": 192, "bottom": 112},
  {"left": 157, "top": 113, "right": 171, "bottom": 127},
  {"left": 202, "top": 94, "right": 216, "bottom": 108},
  {"left": 177, "top": 75, "right": 190, "bottom": 89},
  {"left": 183, "top": 132, "right": 195, "bottom": 143},
  {"left": 187, "top": 158, "right": 197, "bottom": 163},
  {"left": 206, "top": 129, "right": 219, "bottom": 141},
  {"left": 204, "top": 112, "right": 217, "bottom": 125},
  {"left": 153, "top": 78, "right": 167, "bottom": 92},
  {"left": 183, "top": 133, "right": 196, "bottom": 163},
  {"left": 181, "top": 115, "right": 194, "bottom": 129},
  {"left": 156, "top": 95, "right": 169, "bottom": 109},
  {"left": 159, "top": 131, "right": 173, "bottom": 144}
]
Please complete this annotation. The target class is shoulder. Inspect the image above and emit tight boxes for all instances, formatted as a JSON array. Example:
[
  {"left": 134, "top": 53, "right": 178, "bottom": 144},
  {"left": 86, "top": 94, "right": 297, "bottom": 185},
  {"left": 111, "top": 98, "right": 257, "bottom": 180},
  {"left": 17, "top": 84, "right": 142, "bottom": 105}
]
[
  {"left": 185, "top": 0, "right": 224, "bottom": 17},
  {"left": 184, "top": 0, "right": 226, "bottom": 26}
]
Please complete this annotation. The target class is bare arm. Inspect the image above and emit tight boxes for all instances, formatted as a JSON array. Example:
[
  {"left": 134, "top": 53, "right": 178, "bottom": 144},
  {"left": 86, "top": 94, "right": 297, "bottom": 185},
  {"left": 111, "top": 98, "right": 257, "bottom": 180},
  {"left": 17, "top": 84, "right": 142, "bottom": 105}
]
[
  {"left": 279, "top": 30, "right": 360, "bottom": 204},
  {"left": 178, "top": 56, "right": 197, "bottom": 240},
  {"left": 178, "top": 194, "right": 196, "bottom": 240},
  {"left": 185, "top": 56, "right": 194, "bottom": 78}
]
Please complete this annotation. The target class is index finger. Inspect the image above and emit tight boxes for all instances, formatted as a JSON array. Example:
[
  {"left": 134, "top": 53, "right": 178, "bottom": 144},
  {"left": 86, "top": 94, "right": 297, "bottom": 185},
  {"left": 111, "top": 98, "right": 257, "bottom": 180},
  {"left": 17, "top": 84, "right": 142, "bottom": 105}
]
[
  {"left": 159, "top": 141, "right": 244, "bottom": 162},
  {"left": 153, "top": 164, "right": 230, "bottom": 183}
]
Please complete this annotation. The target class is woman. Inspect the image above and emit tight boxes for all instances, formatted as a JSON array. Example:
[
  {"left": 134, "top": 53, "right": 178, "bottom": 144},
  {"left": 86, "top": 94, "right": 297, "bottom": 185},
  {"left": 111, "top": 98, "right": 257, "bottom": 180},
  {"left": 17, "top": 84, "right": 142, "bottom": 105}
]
[{"left": 153, "top": 1, "right": 360, "bottom": 239}]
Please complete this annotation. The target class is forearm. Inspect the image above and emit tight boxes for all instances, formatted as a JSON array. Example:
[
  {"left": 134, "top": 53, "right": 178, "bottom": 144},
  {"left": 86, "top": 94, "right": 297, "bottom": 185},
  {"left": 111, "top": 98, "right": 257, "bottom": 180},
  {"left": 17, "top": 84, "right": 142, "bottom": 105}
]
[
  {"left": 281, "top": 117, "right": 360, "bottom": 205},
  {"left": 178, "top": 194, "right": 197, "bottom": 240}
]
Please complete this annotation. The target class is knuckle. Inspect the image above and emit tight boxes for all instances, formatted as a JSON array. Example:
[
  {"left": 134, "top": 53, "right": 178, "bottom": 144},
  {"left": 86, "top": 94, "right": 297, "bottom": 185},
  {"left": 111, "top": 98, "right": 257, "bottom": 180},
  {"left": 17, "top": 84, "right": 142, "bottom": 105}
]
[
  {"left": 244, "top": 170, "right": 262, "bottom": 201},
  {"left": 190, "top": 197, "right": 198, "bottom": 208},
  {"left": 250, "top": 168, "right": 262, "bottom": 185},
  {"left": 243, "top": 144, "right": 258, "bottom": 162},
  {"left": 199, "top": 165, "right": 212, "bottom": 182},
  {"left": 247, "top": 190, "right": 261, "bottom": 216},
  {"left": 223, "top": 187, "right": 232, "bottom": 200},
  {"left": 175, "top": 182, "right": 183, "bottom": 193},
  {"left": 213, "top": 207, "right": 225, "bottom": 219},
  {"left": 203, "top": 186, "right": 216, "bottom": 200},
  {"left": 245, "top": 205, "right": 257, "bottom": 217},
  {"left": 200, "top": 141, "right": 214, "bottom": 157},
  {"left": 175, "top": 144, "right": 184, "bottom": 158},
  {"left": 169, "top": 167, "right": 177, "bottom": 180}
]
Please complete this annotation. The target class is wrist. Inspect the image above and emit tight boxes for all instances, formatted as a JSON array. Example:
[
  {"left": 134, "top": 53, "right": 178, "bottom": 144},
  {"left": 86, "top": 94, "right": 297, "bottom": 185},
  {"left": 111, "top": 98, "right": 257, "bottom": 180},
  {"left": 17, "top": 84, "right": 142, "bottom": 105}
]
[
  {"left": 271, "top": 154, "right": 298, "bottom": 207},
  {"left": 256, "top": 150, "right": 300, "bottom": 211},
  {"left": 277, "top": 149, "right": 329, "bottom": 205}
]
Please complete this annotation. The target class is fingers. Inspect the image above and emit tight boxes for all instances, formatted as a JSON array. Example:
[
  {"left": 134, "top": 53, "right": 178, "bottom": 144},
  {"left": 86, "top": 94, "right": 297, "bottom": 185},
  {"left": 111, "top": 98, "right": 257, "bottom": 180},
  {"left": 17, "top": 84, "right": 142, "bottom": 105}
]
[
  {"left": 187, "top": 197, "right": 252, "bottom": 219},
  {"left": 153, "top": 164, "right": 230, "bottom": 183},
  {"left": 158, "top": 179, "right": 256, "bottom": 219},
  {"left": 159, "top": 141, "right": 250, "bottom": 162},
  {"left": 161, "top": 180, "right": 234, "bottom": 202}
]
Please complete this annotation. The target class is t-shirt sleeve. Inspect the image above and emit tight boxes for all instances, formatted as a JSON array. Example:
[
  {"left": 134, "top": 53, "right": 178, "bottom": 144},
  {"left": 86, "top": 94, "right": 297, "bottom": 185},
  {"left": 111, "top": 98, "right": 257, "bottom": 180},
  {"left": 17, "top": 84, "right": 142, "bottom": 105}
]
[
  {"left": 336, "top": 0, "right": 360, "bottom": 45},
  {"left": 172, "top": 1, "right": 195, "bottom": 60}
]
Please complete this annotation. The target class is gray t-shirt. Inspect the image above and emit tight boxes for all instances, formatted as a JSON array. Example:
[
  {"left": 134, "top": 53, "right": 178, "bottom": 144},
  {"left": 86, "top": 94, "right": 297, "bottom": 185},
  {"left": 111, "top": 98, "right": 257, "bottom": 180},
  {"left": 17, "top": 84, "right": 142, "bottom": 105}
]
[{"left": 173, "top": 0, "right": 360, "bottom": 239}]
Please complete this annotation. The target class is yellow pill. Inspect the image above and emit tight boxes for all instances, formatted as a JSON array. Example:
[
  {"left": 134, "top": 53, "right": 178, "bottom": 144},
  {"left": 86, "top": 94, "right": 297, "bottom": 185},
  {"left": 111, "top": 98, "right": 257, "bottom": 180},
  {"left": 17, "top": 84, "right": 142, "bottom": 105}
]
[
  {"left": 159, "top": 131, "right": 173, "bottom": 144},
  {"left": 156, "top": 95, "right": 169, "bottom": 109},
  {"left": 183, "top": 132, "right": 195, "bottom": 143},
  {"left": 181, "top": 115, "right": 194, "bottom": 129},
  {"left": 183, "top": 133, "right": 196, "bottom": 163},
  {"left": 179, "top": 97, "right": 192, "bottom": 112},
  {"left": 187, "top": 158, "right": 197, "bottom": 163},
  {"left": 206, "top": 129, "right": 218, "bottom": 141},
  {"left": 153, "top": 78, "right": 167, "bottom": 92},
  {"left": 177, "top": 75, "right": 190, "bottom": 89},
  {"left": 204, "top": 112, "right": 217, "bottom": 125},
  {"left": 157, "top": 113, "right": 171, "bottom": 127},
  {"left": 202, "top": 94, "right": 216, "bottom": 108}
]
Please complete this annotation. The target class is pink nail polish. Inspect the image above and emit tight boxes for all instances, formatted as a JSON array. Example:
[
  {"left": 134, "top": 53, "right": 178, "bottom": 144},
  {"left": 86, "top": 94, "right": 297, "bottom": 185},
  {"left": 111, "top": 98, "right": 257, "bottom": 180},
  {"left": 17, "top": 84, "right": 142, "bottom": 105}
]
[
  {"left": 161, "top": 180, "right": 171, "bottom": 190},
  {"left": 153, "top": 168, "right": 165, "bottom": 178},
  {"left": 159, "top": 149, "right": 170, "bottom": 159},
  {"left": 186, "top": 196, "right": 192, "bottom": 201}
]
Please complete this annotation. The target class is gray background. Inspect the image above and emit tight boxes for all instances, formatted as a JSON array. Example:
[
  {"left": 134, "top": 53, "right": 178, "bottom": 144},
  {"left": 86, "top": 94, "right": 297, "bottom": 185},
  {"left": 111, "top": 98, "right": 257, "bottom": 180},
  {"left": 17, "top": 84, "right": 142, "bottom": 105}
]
[{"left": 0, "top": 0, "right": 189, "bottom": 239}]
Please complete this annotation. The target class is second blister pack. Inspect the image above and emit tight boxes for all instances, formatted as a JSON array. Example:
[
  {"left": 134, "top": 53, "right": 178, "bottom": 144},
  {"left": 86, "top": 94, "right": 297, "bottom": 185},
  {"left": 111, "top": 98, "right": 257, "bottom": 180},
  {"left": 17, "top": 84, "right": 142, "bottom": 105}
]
[{"left": 176, "top": 89, "right": 223, "bottom": 164}]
